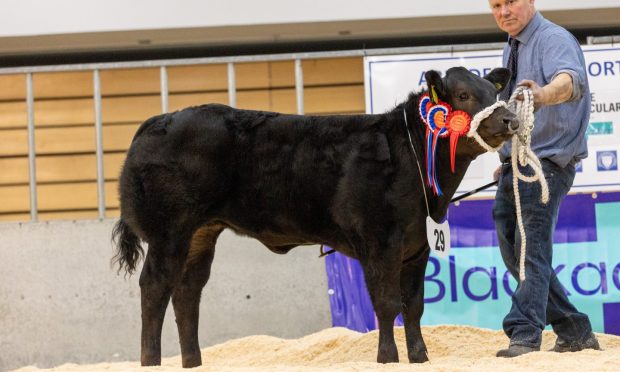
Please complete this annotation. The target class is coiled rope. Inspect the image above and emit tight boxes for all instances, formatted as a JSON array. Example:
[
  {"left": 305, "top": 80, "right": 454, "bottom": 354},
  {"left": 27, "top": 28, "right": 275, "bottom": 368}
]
[{"left": 467, "top": 86, "right": 549, "bottom": 282}]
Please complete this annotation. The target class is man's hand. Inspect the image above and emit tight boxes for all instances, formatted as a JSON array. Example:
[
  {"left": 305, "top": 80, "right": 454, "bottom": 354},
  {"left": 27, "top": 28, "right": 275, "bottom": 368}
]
[{"left": 516, "top": 79, "right": 545, "bottom": 110}]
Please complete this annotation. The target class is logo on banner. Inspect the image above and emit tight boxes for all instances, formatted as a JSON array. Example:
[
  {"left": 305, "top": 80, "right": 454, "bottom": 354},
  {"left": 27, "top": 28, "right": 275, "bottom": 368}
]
[
  {"left": 575, "top": 161, "right": 583, "bottom": 173},
  {"left": 587, "top": 121, "right": 614, "bottom": 136},
  {"left": 597, "top": 151, "right": 618, "bottom": 171}
]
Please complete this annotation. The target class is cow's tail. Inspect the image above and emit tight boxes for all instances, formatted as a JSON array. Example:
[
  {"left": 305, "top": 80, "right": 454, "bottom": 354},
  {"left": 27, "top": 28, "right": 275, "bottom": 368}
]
[{"left": 111, "top": 218, "right": 144, "bottom": 276}]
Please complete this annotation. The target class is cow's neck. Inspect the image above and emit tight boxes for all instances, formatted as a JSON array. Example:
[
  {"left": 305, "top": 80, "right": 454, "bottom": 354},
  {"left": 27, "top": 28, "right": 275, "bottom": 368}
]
[{"left": 397, "top": 95, "right": 481, "bottom": 221}]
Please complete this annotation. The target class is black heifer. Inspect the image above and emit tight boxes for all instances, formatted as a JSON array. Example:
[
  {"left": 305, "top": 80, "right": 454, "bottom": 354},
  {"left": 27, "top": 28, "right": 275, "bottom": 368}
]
[{"left": 112, "top": 67, "right": 516, "bottom": 367}]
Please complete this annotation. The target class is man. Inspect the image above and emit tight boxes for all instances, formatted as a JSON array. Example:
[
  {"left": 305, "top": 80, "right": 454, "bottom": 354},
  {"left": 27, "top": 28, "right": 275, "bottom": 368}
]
[{"left": 488, "top": 0, "right": 600, "bottom": 357}]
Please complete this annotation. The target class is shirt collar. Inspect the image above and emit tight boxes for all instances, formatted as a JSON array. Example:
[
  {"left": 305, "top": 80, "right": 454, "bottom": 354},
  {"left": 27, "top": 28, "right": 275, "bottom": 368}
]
[{"left": 509, "top": 11, "right": 543, "bottom": 46}]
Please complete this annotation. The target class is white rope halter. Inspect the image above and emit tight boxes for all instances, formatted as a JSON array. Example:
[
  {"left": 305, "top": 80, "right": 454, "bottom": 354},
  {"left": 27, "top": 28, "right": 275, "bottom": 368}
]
[
  {"left": 467, "top": 86, "right": 549, "bottom": 282},
  {"left": 467, "top": 100, "right": 508, "bottom": 151}
]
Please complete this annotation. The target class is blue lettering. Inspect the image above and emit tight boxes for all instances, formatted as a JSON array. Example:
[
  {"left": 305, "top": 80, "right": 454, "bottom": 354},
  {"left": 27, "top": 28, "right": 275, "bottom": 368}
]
[
  {"left": 605, "top": 61, "right": 615, "bottom": 76},
  {"left": 469, "top": 68, "right": 482, "bottom": 77},
  {"left": 483, "top": 67, "right": 492, "bottom": 77},
  {"left": 502, "top": 270, "right": 515, "bottom": 296},
  {"left": 463, "top": 267, "right": 498, "bottom": 301},
  {"left": 419, "top": 71, "right": 427, "bottom": 86},
  {"left": 588, "top": 62, "right": 602, "bottom": 77},
  {"left": 586, "top": 60, "right": 620, "bottom": 77},
  {"left": 613, "top": 263, "right": 620, "bottom": 290},
  {"left": 554, "top": 264, "right": 571, "bottom": 296},
  {"left": 421, "top": 257, "right": 619, "bottom": 305},
  {"left": 449, "top": 255, "right": 458, "bottom": 302},
  {"left": 424, "top": 257, "right": 445, "bottom": 303},
  {"left": 571, "top": 262, "right": 607, "bottom": 296}
]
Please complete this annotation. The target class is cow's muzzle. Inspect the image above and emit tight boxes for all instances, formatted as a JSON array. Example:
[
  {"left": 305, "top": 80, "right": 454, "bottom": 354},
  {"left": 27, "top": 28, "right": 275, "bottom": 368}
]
[{"left": 505, "top": 111, "right": 520, "bottom": 134}]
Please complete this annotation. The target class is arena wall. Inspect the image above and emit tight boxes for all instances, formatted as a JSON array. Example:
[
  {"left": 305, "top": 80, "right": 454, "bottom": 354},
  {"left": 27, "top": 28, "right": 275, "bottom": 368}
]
[
  {"left": 0, "top": 57, "right": 365, "bottom": 223},
  {"left": 0, "top": 219, "right": 331, "bottom": 371}
]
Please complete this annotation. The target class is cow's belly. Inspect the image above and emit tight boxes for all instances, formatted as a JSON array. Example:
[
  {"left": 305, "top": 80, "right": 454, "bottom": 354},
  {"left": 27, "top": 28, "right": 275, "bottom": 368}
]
[
  {"left": 221, "top": 217, "right": 351, "bottom": 256},
  {"left": 235, "top": 229, "right": 319, "bottom": 254}
]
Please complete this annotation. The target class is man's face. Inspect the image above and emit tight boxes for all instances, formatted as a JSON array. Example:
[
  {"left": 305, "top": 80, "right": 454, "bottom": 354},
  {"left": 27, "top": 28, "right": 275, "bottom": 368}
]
[{"left": 488, "top": 0, "right": 536, "bottom": 37}]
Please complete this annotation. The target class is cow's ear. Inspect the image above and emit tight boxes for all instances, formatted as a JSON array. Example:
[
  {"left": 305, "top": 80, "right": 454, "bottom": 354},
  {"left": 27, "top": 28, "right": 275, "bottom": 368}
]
[
  {"left": 424, "top": 70, "right": 445, "bottom": 104},
  {"left": 484, "top": 67, "right": 511, "bottom": 94}
]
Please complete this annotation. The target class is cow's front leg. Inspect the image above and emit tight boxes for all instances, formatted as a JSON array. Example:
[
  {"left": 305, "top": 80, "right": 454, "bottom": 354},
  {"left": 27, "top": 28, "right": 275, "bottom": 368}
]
[
  {"left": 400, "top": 247, "right": 430, "bottom": 363},
  {"left": 360, "top": 253, "right": 402, "bottom": 363}
]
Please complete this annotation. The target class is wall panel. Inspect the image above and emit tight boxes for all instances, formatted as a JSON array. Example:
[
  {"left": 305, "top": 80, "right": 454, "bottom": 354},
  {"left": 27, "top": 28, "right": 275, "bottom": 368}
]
[{"left": 0, "top": 57, "right": 365, "bottom": 221}]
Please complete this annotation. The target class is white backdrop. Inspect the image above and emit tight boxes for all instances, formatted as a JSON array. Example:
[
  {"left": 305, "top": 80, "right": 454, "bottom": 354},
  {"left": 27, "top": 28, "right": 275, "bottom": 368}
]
[
  {"left": 364, "top": 44, "right": 620, "bottom": 197},
  {"left": 1, "top": 1, "right": 618, "bottom": 37}
]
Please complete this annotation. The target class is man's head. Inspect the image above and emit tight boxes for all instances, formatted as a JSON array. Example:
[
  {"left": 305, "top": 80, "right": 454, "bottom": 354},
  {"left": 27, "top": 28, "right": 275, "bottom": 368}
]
[{"left": 488, "top": 0, "right": 536, "bottom": 37}]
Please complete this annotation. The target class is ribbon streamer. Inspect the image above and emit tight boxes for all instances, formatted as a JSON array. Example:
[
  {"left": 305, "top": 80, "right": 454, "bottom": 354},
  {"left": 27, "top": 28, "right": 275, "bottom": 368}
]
[{"left": 417, "top": 93, "right": 471, "bottom": 195}]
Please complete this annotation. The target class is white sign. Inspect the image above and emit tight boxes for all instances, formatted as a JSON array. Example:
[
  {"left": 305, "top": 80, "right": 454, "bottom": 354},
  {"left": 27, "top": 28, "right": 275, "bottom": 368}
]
[
  {"left": 426, "top": 216, "right": 451, "bottom": 258},
  {"left": 365, "top": 45, "right": 620, "bottom": 196}
]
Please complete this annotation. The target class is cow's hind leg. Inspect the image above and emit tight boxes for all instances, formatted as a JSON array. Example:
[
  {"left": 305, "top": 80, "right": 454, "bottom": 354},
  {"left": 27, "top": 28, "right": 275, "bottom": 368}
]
[
  {"left": 139, "top": 235, "right": 192, "bottom": 366},
  {"left": 171, "top": 224, "right": 223, "bottom": 368},
  {"left": 400, "top": 247, "right": 430, "bottom": 363},
  {"left": 359, "top": 239, "right": 402, "bottom": 363}
]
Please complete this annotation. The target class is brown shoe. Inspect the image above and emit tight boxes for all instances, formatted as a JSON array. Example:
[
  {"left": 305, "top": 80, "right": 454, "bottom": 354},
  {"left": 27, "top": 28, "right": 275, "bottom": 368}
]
[
  {"left": 496, "top": 344, "right": 540, "bottom": 358},
  {"left": 551, "top": 333, "right": 601, "bottom": 352}
]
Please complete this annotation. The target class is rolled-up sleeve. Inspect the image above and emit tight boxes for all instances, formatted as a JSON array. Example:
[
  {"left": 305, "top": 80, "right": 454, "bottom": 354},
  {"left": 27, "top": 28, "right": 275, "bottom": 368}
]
[
  {"left": 542, "top": 33, "right": 587, "bottom": 102},
  {"left": 553, "top": 69, "right": 582, "bottom": 101}
]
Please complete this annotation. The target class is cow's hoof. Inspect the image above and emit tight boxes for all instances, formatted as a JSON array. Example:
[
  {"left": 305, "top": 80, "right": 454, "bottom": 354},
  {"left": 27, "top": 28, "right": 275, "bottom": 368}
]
[
  {"left": 408, "top": 349, "right": 429, "bottom": 363},
  {"left": 141, "top": 358, "right": 161, "bottom": 367},
  {"left": 182, "top": 355, "right": 202, "bottom": 368},
  {"left": 377, "top": 355, "right": 399, "bottom": 363},
  {"left": 377, "top": 348, "right": 399, "bottom": 363}
]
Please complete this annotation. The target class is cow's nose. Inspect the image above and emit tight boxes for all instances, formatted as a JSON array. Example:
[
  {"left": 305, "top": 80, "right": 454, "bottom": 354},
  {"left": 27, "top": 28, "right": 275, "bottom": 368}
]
[{"left": 504, "top": 114, "right": 519, "bottom": 133}]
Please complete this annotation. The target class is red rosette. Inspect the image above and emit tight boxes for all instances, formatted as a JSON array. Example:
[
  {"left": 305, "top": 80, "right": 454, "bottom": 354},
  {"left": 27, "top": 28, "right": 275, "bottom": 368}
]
[
  {"left": 446, "top": 110, "right": 472, "bottom": 136},
  {"left": 417, "top": 95, "right": 473, "bottom": 176},
  {"left": 446, "top": 110, "right": 472, "bottom": 173}
]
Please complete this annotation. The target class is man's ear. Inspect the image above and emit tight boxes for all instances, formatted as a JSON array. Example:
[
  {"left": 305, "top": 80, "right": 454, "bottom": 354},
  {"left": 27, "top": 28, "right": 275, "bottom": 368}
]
[
  {"left": 484, "top": 67, "right": 511, "bottom": 94},
  {"left": 424, "top": 70, "right": 445, "bottom": 104}
]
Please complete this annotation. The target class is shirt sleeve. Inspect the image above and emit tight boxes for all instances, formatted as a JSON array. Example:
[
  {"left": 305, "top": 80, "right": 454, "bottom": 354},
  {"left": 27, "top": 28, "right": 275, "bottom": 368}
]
[{"left": 541, "top": 32, "right": 587, "bottom": 102}]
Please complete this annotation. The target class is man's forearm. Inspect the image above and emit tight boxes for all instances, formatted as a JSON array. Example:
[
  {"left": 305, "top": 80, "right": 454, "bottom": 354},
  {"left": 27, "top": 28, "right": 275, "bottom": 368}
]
[{"left": 540, "top": 73, "right": 574, "bottom": 106}]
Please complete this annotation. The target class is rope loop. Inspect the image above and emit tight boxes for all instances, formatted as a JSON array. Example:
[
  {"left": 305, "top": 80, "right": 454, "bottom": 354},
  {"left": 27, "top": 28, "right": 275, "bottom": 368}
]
[
  {"left": 467, "top": 87, "right": 549, "bottom": 282},
  {"left": 507, "top": 87, "right": 549, "bottom": 282}
]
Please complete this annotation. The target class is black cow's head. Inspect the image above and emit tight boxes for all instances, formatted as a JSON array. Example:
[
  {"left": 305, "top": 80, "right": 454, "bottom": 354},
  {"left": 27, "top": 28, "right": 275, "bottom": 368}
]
[{"left": 424, "top": 67, "right": 518, "bottom": 155}]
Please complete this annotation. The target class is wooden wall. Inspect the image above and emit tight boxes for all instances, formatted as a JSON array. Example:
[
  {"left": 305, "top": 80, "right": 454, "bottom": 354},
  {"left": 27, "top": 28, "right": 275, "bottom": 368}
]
[{"left": 0, "top": 57, "right": 365, "bottom": 221}]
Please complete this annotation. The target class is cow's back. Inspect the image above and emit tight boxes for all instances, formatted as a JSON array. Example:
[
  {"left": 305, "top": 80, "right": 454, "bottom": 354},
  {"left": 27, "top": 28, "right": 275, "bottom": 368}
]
[{"left": 119, "top": 103, "right": 390, "bottom": 247}]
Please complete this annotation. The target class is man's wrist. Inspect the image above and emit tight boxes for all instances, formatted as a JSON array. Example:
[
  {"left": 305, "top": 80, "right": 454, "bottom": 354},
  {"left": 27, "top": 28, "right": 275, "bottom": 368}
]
[{"left": 538, "top": 87, "right": 550, "bottom": 106}]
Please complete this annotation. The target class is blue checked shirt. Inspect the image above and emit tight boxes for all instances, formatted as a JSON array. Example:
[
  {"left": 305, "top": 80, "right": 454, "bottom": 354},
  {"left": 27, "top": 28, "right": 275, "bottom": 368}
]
[{"left": 498, "top": 12, "right": 590, "bottom": 168}]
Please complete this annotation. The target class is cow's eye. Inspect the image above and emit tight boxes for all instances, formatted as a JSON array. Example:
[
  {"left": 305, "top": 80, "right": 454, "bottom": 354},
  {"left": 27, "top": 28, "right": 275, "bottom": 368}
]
[{"left": 458, "top": 92, "right": 469, "bottom": 101}]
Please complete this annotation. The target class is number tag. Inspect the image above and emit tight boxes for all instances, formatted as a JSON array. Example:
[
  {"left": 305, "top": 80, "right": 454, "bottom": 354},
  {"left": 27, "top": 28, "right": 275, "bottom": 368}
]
[{"left": 426, "top": 216, "right": 451, "bottom": 258}]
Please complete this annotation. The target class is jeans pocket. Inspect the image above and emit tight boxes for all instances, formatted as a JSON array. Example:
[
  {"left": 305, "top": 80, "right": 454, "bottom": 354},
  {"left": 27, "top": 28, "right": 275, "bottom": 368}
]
[{"left": 543, "top": 160, "right": 575, "bottom": 198}]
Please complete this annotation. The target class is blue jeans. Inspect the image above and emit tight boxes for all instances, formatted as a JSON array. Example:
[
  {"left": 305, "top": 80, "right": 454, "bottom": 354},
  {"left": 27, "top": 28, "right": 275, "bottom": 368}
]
[{"left": 493, "top": 158, "right": 592, "bottom": 348}]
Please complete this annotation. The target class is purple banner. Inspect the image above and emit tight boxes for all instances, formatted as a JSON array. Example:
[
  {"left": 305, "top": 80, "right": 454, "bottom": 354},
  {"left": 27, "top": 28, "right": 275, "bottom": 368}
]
[{"left": 325, "top": 192, "right": 620, "bottom": 334}]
